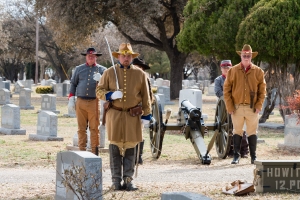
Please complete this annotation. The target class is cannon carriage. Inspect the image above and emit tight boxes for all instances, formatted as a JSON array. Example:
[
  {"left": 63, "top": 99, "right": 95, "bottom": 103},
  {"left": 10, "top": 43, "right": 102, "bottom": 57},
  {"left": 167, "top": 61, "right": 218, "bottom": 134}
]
[{"left": 149, "top": 94, "right": 233, "bottom": 165}]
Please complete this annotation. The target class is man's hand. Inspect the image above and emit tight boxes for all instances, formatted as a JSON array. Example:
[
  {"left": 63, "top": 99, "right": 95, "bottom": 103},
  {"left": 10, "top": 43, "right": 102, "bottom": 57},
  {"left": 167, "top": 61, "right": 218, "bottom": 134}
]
[
  {"left": 141, "top": 119, "right": 150, "bottom": 128},
  {"left": 228, "top": 111, "right": 234, "bottom": 115},
  {"left": 255, "top": 109, "right": 261, "bottom": 114},
  {"left": 111, "top": 91, "right": 123, "bottom": 100},
  {"left": 93, "top": 73, "right": 102, "bottom": 81},
  {"left": 68, "top": 96, "right": 75, "bottom": 112}
]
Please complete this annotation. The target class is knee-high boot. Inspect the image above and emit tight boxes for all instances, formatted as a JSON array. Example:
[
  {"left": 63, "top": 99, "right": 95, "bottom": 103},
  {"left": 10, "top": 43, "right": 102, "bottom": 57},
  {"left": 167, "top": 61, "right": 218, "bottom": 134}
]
[
  {"left": 135, "top": 140, "right": 144, "bottom": 164},
  {"left": 248, "top": 135, "right": 257, "bottom": 164},
  {"left": 109, "top": 144, "right": 122, "bottom": 190},
  {"left": 231, "top": 134, "right": 242, "bottom": 164},
  {"left": 240, "top": 131, "right": 249, "bottom": 158},
  {"left": 123, "top": 147, "right": 138, "bottom": 191}
]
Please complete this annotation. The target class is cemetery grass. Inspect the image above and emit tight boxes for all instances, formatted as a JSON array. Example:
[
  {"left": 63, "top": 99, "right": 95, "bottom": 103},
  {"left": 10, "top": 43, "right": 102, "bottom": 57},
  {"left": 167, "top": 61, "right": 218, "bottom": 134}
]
[{"left": 0, "top": 93, "right": 299, "bottom": 199}]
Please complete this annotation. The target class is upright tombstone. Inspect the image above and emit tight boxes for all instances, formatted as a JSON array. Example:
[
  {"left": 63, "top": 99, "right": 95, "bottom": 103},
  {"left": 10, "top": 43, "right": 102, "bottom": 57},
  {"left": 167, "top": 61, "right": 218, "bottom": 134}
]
[
  {"left": 62, "top": 81, "right": 70, "bottom": 97},
  {"left": 179, "top": 89, "right": 203, "bottom": 110},
  {"left": 0, "top": 104, "right": 26, "bottom": 135},
  {"left": 162, "top": 80, "right": 170, "bottom": 87},
  {"left": 157, "top": 86, "right": 174, "bottom": 105},
  {"left": 19, "top": 88, "right": 34, "bottom": 110},
  {"left": 14, "top": 81, "right": 24, "bottom": 94},
  {"left": 207, "top": 83, "right": 216, "bottom": 96},
  {"left": 63, "top": 97, "right": 76, "bottom": 118},
  {"left": 277, "top": 114, "right": 300, "bottom": 151},
  {"left": 0, "top": 80, "right": 11, "bottom": 91},
  {"left": 156, "top": 78, "right": 163, "bottom": 87},
  {"left": 29, "top": 111, "right": 63, "bottom": 141},
  {"left": 0, "top": 88, "right": 11, "bottom": 105},
  {"left": 55, "top": 151, "right": 102, "bottom": 200},
  {"left": 22, "top": 79, "right": 33, "bottom": 90},
  {"left": 40, "top": 94, "right": 60, "bottom": 114},
  {"left": 182, "top": 80, "right": 189, "bottom": 89},
  {"left": 178, "top": 89, "right": 208, "bottom": 120},
  {"left": 56, "top": 83, "right": 64, "bottom": 97}
]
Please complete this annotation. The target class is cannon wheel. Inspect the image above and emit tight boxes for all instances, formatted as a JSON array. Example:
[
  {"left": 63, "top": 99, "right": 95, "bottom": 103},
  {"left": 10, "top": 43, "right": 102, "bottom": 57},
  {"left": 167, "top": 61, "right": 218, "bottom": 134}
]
[
  {"left": 149, "top": 95, "right": 164, "bottom": 159},
  {"left": 214, "top": 96, "right": 233, "bottom": 159}
]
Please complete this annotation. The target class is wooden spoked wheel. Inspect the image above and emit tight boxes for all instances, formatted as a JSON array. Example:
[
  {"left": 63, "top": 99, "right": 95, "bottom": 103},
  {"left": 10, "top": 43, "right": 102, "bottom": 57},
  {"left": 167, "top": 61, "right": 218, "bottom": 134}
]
[
  {"left": 149, "top": 95, "right": 164, "bottom": 159},
  {"left": 214, "top": 96, "right": 233, "bottom": 159}
]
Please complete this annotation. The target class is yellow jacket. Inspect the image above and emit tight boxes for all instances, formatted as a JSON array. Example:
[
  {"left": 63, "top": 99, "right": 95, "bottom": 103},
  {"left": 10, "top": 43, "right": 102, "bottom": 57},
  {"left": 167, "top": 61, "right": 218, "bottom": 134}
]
[{"left": 223, "top": 63, "right": 266, "bottom": 113}]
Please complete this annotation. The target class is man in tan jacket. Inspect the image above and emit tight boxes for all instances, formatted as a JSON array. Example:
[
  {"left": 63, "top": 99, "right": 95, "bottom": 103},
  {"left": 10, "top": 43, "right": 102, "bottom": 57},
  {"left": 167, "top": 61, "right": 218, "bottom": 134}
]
[
  {"left": 224, "top": 44, "right": 266, "bottom": 165},
  {"left": 96, "top": 43, "right": 152, "bottom": 191}
]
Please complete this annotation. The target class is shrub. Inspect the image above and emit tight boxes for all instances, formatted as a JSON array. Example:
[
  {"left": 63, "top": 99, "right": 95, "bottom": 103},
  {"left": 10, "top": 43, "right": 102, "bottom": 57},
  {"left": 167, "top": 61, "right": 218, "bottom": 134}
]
[
  {"left": 286, "top": 90, "right": 300, "bottom": 121},
  {"left": 35, "top": 86, "right": 54, "bottom": 94}
]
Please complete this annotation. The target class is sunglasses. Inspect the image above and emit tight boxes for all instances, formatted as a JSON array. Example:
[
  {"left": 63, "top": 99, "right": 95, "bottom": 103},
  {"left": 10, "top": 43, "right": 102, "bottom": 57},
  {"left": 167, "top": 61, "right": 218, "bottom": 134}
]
[{"left": 242, "top": 55, "right": 251, "bottom": 59}]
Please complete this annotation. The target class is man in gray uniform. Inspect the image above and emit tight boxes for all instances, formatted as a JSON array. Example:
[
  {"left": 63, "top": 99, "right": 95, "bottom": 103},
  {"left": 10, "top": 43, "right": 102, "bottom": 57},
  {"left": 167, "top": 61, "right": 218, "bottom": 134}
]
[{"left": 68, "top": 47, "right": 107, "bottom": 155}]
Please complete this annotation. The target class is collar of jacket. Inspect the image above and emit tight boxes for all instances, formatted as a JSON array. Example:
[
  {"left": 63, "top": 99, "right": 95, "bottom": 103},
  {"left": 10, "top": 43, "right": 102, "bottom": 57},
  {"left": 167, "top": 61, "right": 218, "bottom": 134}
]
[
  {"left": 86, "top": 62, "right": 96, "bottom": 67},
  {"left": 118, "top": 62, "right": 131, "bottom": 69}
]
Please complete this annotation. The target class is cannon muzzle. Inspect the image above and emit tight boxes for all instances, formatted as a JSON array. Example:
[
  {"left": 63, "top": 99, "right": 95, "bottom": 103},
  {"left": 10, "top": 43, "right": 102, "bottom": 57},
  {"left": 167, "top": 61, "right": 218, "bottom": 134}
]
[{"left": 181, "top": 100, "right": 202, "bottom": 121}]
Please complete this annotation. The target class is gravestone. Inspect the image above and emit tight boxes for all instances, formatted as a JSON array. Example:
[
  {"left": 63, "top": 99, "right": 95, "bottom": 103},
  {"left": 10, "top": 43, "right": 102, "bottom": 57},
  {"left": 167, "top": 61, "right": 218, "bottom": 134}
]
[
  {"left": 40, "top": 94, "right": 60, "bottom": 114},
  {"left": 206, "top": 83, "right": 216, "bottom": 96},
  {"left": 55, "top": 151, "right": 102, "bottom": 200},
  {"left": 182, "top": 80, "right": 189, "bottom": 89},
  {"left": 178, "top": 89, "right": 208, "bottom": 120},
  {"left": 29, "top": 111, "right": 63, "bottom": 141},
  {"left": 156, "top": 93, "right": 165, "bottom": 113},
  {"left": 63, "top": 81, "right": 70, "bottom": 97},
  {"left": 156, "top": 78, "right": 163, "bottom": 87},
  {"left": 0, "top": 80, "right": 11, "bottom": 91},
  {"left": 14, "top": 81, "right": 24, "bottom": 94},
  {"left": 260, "top": 97, "right": 274, "bottom": 115},
  {"left": 19, "top": 88, "right": 34, "bottom": 110},
  {"left": 22, "top": 79, "right": 33, "bottom": 90},
  {"left": 277, "top": 114, "right": 300, "bottom": 151},
  {"left": 157, "top": 86, "right": 174, "bottom": 105},
  {"left": 56, "top": 83, "right": 64, "bottom": 97},
  {"left": 179, "top": 89, "right": 203, "bottom": 110},
  {"left": 0, "top": 104, "right": 26, "bottom": 135},
  {"left": 0, "top": 88, "right": 11, "bottom": 105},
  {"left": 162, "top": 80, "right": 170, "bottom": 87}
]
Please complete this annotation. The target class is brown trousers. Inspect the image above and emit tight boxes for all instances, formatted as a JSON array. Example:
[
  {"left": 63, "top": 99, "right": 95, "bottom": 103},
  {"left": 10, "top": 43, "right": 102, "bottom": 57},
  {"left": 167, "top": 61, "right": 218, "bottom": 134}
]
[{"left": 76, "top": 98, "right": 99, "bottom": 150}]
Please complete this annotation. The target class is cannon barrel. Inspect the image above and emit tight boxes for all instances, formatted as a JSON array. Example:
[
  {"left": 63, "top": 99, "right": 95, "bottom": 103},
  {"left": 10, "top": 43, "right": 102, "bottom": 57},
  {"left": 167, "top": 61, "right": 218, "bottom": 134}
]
[{"left": 181, "top": 100, "right": 202, "bottom": 121}]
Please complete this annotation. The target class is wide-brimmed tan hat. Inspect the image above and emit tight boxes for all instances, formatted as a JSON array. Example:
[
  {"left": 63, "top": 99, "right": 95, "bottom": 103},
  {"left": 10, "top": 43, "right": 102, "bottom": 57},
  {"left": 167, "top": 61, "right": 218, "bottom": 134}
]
[
  {"left": 236, "top": 44, "right": 258, "bottom": 59},
  {"left": 112, "top": 43, "right": 139, "bottom": 58}
]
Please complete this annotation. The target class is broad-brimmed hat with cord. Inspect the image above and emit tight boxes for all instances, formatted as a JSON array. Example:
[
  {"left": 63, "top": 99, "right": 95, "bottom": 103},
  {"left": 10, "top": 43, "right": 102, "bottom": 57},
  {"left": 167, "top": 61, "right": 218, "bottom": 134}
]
[
  {"left": 112, "top": 43, "right": 139, "bottom": 58},
  {"left": 236, "top": 44, "right": 258, "bottom": 58},
  {"left": 132, "top": 57, "right": 150, "bottom": 70}
]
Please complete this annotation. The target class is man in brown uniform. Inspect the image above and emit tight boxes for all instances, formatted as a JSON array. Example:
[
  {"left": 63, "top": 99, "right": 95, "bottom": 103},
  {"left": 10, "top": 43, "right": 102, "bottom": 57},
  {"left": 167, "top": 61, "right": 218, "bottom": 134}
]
[
  {"left": 224, "top": 44, "right": 266, "bottom": 164},
  {"left": 96, "top": 43, "right": 151, "bottom": 191}
]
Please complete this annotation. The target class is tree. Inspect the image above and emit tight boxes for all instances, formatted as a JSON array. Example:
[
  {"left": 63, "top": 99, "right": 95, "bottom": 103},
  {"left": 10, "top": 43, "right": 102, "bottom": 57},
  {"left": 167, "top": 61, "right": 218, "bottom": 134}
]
[
  {"left": 176, "top": 0, "right": 260, "bottom": 78},
  {"left": 33, "top": 0, "right": 189, "bottom": 99},
  {"left": 236, "top": 0, "right": 300, "bottom": 122}
]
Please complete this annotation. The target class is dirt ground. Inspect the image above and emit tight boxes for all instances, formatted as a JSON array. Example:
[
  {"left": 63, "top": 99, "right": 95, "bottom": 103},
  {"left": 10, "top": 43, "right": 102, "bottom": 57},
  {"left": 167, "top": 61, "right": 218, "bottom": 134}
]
[{"left": 0, "top": 89, "right": 299, "bottom": 200}]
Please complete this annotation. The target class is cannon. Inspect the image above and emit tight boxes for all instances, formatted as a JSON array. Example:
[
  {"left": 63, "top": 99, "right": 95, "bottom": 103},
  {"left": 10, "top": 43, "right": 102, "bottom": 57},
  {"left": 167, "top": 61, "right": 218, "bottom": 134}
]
[{"left": 149, "top": 95, "right": 233, "bottom": 165}]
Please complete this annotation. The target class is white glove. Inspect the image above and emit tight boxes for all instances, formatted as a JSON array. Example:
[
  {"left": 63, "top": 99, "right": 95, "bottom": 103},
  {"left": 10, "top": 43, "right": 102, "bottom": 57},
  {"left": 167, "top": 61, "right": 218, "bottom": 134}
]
[
  {"left": 111, "top": 91, "right": 123, "bottom": 100},
  {"left": 68, "top": 96, "right": 75, "bottom": 112},
  {"left": 141, "top": 119, "right": 150, "bottom": 128},
  {"left": 93, "top": 73, "right": 101, "bottom": 81}
]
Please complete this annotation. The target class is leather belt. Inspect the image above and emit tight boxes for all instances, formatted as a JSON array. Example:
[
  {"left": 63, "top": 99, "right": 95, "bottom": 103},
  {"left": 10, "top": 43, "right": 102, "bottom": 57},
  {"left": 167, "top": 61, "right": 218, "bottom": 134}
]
[
  {"left": 111, "top": 105, "right": 138, "bottom": 112},
  {"left": 111, "top": 105, "right": 130, "bottom": 112}
]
